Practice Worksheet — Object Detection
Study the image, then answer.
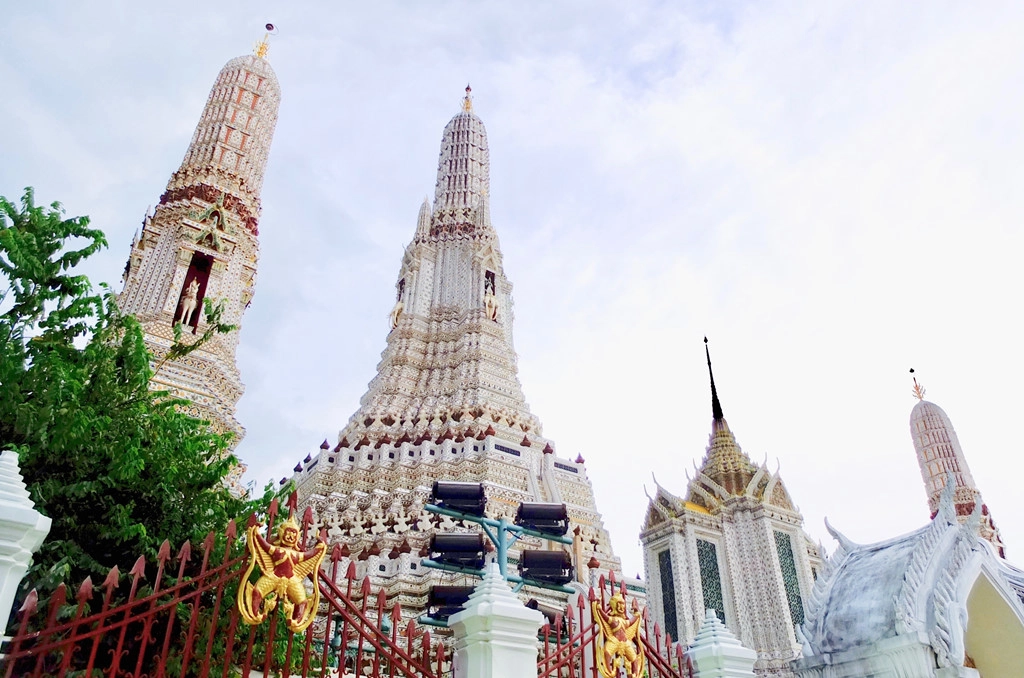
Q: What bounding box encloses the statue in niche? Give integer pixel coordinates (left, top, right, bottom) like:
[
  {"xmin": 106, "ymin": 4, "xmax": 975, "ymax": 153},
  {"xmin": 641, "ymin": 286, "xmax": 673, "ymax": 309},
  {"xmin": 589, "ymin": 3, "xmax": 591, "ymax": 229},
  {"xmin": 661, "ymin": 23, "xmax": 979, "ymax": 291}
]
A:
[
  {"xmin": 483, "ymin": 271, "xmax": 498, "ymax": 321},
  {"xmin": 389, "ymin": 299, "xmax": 404, "ymax": 330},
  {"xmin": 483, "ymin": 287, "xmax": 498, "ymax": 321},
  {"xmin": 390, "ymin": 279, "xmax": 406, "ymax": 329},
  {"xmin": 177, "ymin": 279, "xmax": 200, "ymax": 326}
]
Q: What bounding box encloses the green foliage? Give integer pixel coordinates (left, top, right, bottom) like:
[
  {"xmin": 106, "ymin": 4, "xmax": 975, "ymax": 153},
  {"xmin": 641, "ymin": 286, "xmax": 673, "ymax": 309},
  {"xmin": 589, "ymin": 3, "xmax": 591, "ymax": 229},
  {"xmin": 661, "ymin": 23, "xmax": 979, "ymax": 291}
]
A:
[
  {"xmin": 157, "ymin": 297, "xmax": 238, "ymax": 375},
  {"xmin": 0, "ymin": 188, "xmax": 272, "ymax": 593}
]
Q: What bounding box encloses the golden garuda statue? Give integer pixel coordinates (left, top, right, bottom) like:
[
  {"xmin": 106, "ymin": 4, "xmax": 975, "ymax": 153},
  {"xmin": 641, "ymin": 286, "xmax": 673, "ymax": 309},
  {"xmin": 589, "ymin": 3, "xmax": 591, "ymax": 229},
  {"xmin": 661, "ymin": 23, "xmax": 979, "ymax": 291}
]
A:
[
  {"xmin": 237, "ymin": 515, "xmax": 327, "ymax": 633},
  {"xmin": 592, "ymin": 593, "xmax": 646, "ymax": 678}
]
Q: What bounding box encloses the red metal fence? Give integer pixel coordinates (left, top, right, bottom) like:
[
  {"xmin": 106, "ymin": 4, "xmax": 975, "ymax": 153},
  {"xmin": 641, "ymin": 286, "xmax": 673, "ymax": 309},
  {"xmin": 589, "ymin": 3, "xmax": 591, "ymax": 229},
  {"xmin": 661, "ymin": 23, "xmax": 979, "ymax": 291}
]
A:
[
  {"xmin": 2, "ymin": 498, "xmax": 689, "ymax": 678},
  {"xmin": 1, "ymin": 498, "xmax": 446, "ymax": 678}
]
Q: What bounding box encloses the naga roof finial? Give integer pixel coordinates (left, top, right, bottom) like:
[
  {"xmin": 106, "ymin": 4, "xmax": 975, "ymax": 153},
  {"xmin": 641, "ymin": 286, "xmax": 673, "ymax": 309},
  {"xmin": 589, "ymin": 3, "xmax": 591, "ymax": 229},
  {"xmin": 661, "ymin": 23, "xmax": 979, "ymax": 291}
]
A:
[
  {"xmin": 705, "ymin": 337, "xmax": 724, "ymax": 421},
  {"xmin": 910, "ymin": 367, "xmax": 926, "ymax": 401}
]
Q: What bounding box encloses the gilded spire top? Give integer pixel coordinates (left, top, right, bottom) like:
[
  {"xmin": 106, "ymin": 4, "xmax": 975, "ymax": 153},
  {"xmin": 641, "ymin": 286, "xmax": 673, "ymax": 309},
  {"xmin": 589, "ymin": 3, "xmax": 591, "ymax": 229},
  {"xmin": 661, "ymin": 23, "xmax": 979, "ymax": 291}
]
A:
[
  {"xmin": 910, "ymin": 368, "xmax": 926, "ymax": 401},
  {"xmin": 254, "ymin": 23, "xmax": 276, "ymax": 60},
  {"xmin": 462, "ymin": 84, "xmax": 473, "ymax": 112}
]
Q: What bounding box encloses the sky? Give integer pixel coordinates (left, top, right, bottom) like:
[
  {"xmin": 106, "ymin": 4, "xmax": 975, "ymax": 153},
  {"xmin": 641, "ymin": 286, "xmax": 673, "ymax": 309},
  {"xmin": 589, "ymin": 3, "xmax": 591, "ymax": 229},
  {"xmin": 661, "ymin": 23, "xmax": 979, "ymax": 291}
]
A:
[{"xmin": 4, "ymin": 1, "xmax": 1024, "ymax": 578}]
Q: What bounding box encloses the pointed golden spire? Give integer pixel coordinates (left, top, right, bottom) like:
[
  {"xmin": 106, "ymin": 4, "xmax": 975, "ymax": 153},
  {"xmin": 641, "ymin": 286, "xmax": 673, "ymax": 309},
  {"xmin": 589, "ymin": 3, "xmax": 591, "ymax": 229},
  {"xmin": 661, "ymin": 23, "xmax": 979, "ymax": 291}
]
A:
[
  {"xmin": 254, "ymin": 23, "xmax": 276, "ymax": 60},
  {"xmin": 910, "ymin": 368, "xmax": 926, "ymax": 401},
  {"xmin": 462, "ymin": 84, "xmax": 473, "ymax": 112}
]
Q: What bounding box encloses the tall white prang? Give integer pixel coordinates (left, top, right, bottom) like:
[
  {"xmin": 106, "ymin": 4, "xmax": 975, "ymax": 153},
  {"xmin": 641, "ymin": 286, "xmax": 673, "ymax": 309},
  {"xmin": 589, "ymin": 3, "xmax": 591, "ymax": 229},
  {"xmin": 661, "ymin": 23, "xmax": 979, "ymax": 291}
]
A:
[
  {"xmin": 291, "ymin": 88, "xmax": 623, "ymax": 615},
  {"xmin": 118, "ymin": 41, "xmax": 281, "ymax": 487}
]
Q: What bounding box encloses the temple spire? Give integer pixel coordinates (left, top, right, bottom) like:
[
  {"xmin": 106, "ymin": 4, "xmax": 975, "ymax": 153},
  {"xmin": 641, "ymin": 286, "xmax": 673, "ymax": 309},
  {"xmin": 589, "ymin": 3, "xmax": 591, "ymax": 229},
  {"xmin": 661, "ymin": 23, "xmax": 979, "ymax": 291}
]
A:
[
  {"xmin": 705, "ymin": 337, "xmax": 724, "ymax": 421},
  {"xmin": 909, "ymin": 380, "xmax": 1005, "ymax": 556}
]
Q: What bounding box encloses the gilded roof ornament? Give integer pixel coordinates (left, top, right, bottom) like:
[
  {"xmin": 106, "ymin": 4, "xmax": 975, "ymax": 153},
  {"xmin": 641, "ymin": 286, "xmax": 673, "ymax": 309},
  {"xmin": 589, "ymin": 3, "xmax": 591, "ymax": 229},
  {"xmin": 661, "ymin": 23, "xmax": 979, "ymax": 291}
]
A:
[
  {"xmin": 462, "ymin": 84, "xmax": 473, "ymax": 112},
  {"xmin": 254, "ymin": 23, "xmax": 276, "ymax": 60},
  {"xmin": 910, "ymin": 368, "xmax": 926, "ymax": 401}
]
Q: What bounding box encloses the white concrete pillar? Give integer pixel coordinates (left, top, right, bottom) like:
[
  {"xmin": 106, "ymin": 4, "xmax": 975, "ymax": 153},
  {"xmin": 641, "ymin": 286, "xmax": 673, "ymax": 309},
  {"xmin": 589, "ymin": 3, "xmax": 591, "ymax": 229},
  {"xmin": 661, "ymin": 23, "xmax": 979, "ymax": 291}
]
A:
[
  {"xmin": 0, "ymin": 450, "xmax": 51, "ymax": 632},
  {"xmin": 686, "ymin": 610, "xmax": 757, "ymax": 678},
  {"xmin": 448, "ymin": 562, "xmax": 545, "ymax": 678}
]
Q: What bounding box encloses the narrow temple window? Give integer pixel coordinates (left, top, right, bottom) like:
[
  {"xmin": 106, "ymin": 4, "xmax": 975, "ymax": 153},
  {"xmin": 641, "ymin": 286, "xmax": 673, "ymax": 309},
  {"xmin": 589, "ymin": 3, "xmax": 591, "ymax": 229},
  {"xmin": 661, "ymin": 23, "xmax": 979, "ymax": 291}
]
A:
[
  {"xmin": 696, "ymin": 539, "xmax": 726, "ymax": 624},
  {"xmin": 658, "ymin": 549, "xmax": 678, "ymax": 641},
  {"xmin": 774, "ymin": 530, "xmax": 805, "ymax": 626}
]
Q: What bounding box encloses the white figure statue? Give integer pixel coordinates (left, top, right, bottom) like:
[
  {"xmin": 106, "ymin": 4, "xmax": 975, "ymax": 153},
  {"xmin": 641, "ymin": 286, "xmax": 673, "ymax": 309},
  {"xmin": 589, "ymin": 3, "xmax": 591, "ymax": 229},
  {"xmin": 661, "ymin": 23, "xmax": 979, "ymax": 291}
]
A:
[
  {"xmin": 389, "ymin": 299, "xmax": 404, "ymax": 330},
  {"xmin": 178, "ymin": 279, "xmax": 200, "ymax": 325},
  {"xmin": 483, "ymin": 288, "xmax": 498, "ymax": 321}
]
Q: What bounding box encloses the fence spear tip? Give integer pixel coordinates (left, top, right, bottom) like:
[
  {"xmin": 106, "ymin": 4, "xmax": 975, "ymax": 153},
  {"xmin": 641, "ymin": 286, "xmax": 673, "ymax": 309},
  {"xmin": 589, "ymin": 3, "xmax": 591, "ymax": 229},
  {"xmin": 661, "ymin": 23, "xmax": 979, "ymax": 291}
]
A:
[
  {"xmin": 102, "ymin": 566, "xmax": 120, "ymax": 592},
  {"xmin": 246, "ymin": 513, "xmax": 259, "ymax": 529},
  {"xmin": 158, "ymin": 539, "xmax": 171, "ymax": 562},
  {"xmin": 130, "ymin": 555, "xmax": 147, "ymax": 579},
  {"xmin": 45, "ymin": 584, "xmax": 67, "ymax": 621},
  {"xmin": 76, "ymin": 576, "xmax": 94, "ymax": 603},
  {"xmin": 20, "ymin": 588, "xmax": 38, "ymax": 614},
  {"xmin": 177, "ymin": 539, "xmax": 192, "ymax": 563},
  {"xmin": 227, "ymin": 518, "xmax": 237, "ymax": 539},
  {"xmin": 203, "ymin": 531, "xmax": 216, "ymax": 552}
]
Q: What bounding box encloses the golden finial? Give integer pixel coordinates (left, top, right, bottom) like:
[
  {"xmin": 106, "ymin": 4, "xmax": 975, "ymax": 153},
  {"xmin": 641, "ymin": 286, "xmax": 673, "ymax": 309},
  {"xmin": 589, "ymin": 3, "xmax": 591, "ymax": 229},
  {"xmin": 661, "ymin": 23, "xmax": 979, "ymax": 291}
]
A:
[
  {"xmin": 462, "ymin": 84, "xmax": 473, "ymax": 112},
  {"xmin": 910, "ymin": 368, "xmax": 926, "ymax": 401},
  {"xmin": 254, "ymin": 23, "xmax": 276, "ymax": 60}
]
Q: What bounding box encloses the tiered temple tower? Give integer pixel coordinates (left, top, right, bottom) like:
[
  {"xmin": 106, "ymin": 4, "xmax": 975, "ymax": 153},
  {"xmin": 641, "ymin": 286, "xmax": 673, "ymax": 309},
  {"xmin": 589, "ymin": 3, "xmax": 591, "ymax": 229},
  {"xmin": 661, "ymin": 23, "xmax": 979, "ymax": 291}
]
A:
[
  {"xmin": 118, "ymin": 40, "xmax": 280, "ymax": 466},
  {"xmin": 909, "ymin": 373, "xmax": 1004, "ymax": 557},
  {"xmin": 640, "ymin": 341, "xmax": 822, "ymax": 678},
  {"xmin": 292, "ymin": 88, "xmax": 621, "ymax": 612}
]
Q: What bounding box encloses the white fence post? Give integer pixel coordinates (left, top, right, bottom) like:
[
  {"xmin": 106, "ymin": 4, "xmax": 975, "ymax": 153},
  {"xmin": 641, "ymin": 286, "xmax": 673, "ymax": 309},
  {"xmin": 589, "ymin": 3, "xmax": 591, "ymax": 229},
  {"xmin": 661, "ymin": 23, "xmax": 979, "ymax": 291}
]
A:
[
  {"xmin": 685, "ymin": 610, "xmax": 756, "ymax": 678},
  {"xmin": 0, "ymin": 450, "xmax": 51, "ymax": 634},
  {"xmin": 448, "ymin": 562, "xmax": 545, "ymax": 678}
]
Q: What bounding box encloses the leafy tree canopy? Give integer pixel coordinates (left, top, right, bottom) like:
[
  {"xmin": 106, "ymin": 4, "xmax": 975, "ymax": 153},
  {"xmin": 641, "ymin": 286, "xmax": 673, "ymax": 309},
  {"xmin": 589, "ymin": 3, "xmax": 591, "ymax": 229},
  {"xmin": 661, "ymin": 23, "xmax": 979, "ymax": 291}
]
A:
[{"xmin": 0, "ymin": 188, "xmax": 272, "ymax": 593}]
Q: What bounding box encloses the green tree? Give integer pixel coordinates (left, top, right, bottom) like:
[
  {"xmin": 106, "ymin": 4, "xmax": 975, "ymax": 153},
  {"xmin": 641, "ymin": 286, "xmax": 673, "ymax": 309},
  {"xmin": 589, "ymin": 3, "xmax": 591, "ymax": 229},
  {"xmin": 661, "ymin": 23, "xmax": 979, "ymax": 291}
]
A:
[{"xmin": 0, "ymin": 187, "xmax": 270, "ymax": 593}]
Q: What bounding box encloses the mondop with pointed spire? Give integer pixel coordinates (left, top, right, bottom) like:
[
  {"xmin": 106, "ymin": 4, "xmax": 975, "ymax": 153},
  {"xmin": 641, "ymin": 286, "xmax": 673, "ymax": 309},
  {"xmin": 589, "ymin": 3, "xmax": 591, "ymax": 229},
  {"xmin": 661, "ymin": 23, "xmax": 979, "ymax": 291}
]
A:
[
  {"xmin": 291, "ymin": 91, "xmax": 620, "ymax": 614},
  {"xmin": 640, "ymin": 340, "xmax": 823, "ymax": 678},
  {"xmin": 118, "ymin": 42, "xmax": 281, "ymax": 468}
]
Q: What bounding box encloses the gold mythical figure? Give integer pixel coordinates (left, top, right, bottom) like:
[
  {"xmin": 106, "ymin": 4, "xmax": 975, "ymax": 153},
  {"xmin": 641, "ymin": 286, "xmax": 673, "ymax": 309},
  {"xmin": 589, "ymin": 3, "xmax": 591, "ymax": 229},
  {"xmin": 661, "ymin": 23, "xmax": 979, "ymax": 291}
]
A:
[
  {"xmin": 237, "ymin": 516, "xmax": 327, "ymax": 633},
  {"xmin": 593, "ymin": 593, "xmax": 646, "ymax": 678}
]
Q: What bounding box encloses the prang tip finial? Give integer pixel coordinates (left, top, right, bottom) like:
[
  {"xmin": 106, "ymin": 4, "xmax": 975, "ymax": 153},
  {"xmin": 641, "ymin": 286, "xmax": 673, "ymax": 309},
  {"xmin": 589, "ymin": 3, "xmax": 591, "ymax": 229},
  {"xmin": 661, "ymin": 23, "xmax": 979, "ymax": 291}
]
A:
[
  {"xmin": 462, "ymin": 84, "xmax": 473, "ymax": 112},
  {"xmin": 705, "ymin": 337, "xmax": 724, "ymax": 421},
  {"xmin": 910, "ymin": 368, "xmax": 926, "ymax": 401},
  {"xmin": 255, "ymin": 23, "xmax": 276, "ymax": 60}
]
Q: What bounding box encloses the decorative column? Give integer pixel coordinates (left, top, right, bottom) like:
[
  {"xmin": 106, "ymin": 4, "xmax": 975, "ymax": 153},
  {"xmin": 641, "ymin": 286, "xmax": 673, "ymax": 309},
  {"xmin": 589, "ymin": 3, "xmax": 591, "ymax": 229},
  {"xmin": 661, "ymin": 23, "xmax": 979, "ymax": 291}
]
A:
[
  {"xmin": 686, "ymin": 610, "xmax": 757, "ymax": 678},
  {"xmin": 0, "ymin": 450, "xmax": 51, "ymax": 633},
  {"xmin": 448, "ymin": 562, "xmax": 545, "ymax": 678}
]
